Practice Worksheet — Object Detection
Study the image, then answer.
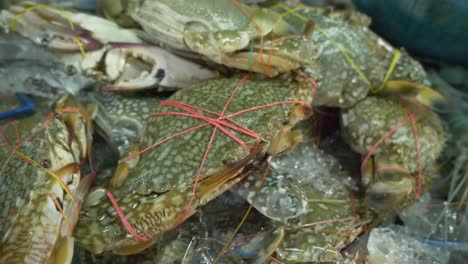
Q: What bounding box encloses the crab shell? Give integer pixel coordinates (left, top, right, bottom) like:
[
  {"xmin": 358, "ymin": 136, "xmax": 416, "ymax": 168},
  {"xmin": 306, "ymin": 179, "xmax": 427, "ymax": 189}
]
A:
[
  {"xmin": 120, "ymin": 0, "xmax": 304, "ymax": 76},
  {"xmin": 270, "ymin": 4, "xmax": 436, "ymax": 108},
  {"xmin": 341, "ymin": 96, "xmax": 447, "ymax": 198},
  {"xmin": 1, "ymin": 3, "xmax": 216, "ymax": 91},
  {"xmin": 233, "ymin": 143, "xmax": 368, "ymax": 262},
  {"xmin": 81, "ymin": 89, "xmax": 169, "ymax": 156},
  {"xmin": 74, "ymin": 76, "xmax": 313, "ymax": 255},
  {"xmin": 0, "ymin": 95, "xmax": 93, "ymax": 263}
]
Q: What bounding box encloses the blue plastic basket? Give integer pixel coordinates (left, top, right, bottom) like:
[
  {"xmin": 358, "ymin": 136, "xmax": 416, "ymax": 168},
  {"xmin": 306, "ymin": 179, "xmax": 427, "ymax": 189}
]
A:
[{"xmin": 353, "ymin": 0, "xmax": 468, "ymax": 64}]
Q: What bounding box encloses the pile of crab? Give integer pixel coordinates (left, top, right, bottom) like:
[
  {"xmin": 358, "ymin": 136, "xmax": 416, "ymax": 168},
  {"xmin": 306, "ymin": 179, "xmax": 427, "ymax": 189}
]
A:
[{"xmin": 0, "ymin": 1, "xmax": 451, "ymax": 263}]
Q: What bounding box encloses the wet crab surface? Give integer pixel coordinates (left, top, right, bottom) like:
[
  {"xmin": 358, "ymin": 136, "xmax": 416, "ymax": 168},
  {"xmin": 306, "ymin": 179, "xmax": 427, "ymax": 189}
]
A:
[
  {"xmin": 0, "ymin": 1, "xmax": 456, "ymax": 263},
  {"xmin": 74, "ymin": 76, "xmax": 313, "ymax": 255},
  {"xmin": 0, "ymin": 95, "xmax": 93, "ymax": 263}
]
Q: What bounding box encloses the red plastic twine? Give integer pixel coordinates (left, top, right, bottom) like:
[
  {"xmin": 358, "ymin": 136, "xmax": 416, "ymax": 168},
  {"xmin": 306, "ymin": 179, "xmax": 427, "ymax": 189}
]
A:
[
  {"xmin": 401, "ymin": 100, "xmax": 424, "ymax": 198},
  {"xmin": 106, "ymin": 191, "xmax": 149, "ymax": 242},
  {"xmin": 0, "ymin": 107, "xmax": 92, "ymax": 229},
  {"xmin": 360, "ymin": 98, "xmax": 426, "ymax": 199},
  {"xmin": 110, "ymin": 74, "xmax": 315, "ymax": 241}
]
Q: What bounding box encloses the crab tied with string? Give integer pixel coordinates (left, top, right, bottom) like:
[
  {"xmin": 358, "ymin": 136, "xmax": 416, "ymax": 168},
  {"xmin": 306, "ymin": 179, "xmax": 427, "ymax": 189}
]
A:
[
  {"xmin": 74, "ymin": 73, "xmax": 316, "ymax": 255},
  {"xmin": 0, "ymin": 94, "xmax": 95, "ymax": 263}
]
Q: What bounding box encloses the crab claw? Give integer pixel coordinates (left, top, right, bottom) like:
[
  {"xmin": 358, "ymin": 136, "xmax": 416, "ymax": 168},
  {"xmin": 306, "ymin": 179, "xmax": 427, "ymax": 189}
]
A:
[
  {"xmin": 235, "ymin": 228, "xmax": 285, "ymax": 262},
  {"xmin": 379, "ymin": 80, "xmax": 450, "ymax": 113},
  {"xmin": 362, "ymin": 155, "xmax": 413, "ymax": 195},
  {"xmin": 1, "ymin": 3, "xmax": 102, "ymax": 52},
  {"xmin": 83, "ymin": 43, "xmax": 216, "ymax": 91}
]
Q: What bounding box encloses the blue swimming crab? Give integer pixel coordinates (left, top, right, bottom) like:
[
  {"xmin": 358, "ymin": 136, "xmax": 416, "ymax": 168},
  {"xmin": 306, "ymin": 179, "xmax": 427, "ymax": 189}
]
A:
[
  {"xmin": 74, "ymin": 76, "xmax": 314, "ymax": 255},
  {"xmin": 232, "ymin": 142, "xmax": 369, "ymax": 262},
  {"xmin": 102, "ymin": 0, "xmax": 445, "ymax": 108},
  {"xmin": 0, "ymin": 95, "xmax": 93, "ymax": 263},
  {"xmin": 0, "ymin": 2, "xmax": 216, "ymax": 91},
  {"xmin": 0, "ymin": 33, "xmax": 96, "ymax": 98},
  {"xmin": 101, "ymin": 0, "xmax": 320, "ymax": 77},
  {"xmin": 341, "ymin": 96, "xmax": 447, "ymax": 207},
  {"xmin": 271, "ymin": 3, "xmax": 440, "ymax": 107}
]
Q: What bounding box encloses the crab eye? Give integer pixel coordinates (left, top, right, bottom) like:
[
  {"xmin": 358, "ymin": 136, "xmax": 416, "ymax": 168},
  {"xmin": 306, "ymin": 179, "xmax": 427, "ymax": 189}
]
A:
[
  {"xmin": 39, "ymin": 34, "xmax": 50, "ymax": 45},
  {"xmin": 65, "ymin": 65, "xmax": 77, "ymax": 76},
  {"xmin": 154, "ymin": 69, "xmax": 165, "ymax": 81},
  {"xmin": 40, "ymin": 159, "xmax": 51, "ymax": 169}
]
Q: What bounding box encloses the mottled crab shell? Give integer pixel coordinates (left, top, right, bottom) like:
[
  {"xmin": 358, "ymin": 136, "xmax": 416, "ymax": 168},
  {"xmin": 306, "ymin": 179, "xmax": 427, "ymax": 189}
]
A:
[
  {"xmin": 0, "ymin": 96, "xmax": 91, "ymax": 263},
  {"xmin": 125, "ymin": 0, "xmax": 252, "ymax": 50},
  {"xmin": 275, "ymin": 5, "xmax": 432, "ymax": 107},
  {"xmin": 75, "ymin": 77, "xmax": 313, "ymax": 254},
  {"xmin": 120, "ymin": 78, "xmax": 312, "ymax": 194},
  {"xmin": 234, "ymin": 143, "xmax": 367, "ymax": 262},
  {"xmin": 341, "ymin": 96, "xmax": 446, "ymax": 175},
  {"xmin": 88, "ymin": 90, "xmax": 166, "ymax": 155},
  {"xmin": 123, "ymin": 0, "xmax": 300, "ymax": 76}
]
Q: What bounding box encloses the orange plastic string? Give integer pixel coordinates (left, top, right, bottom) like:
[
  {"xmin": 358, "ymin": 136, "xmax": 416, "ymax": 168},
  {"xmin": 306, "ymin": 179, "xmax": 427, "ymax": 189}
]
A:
[
  {"xmin": 0, "ymin": 107, "xmax": 90, "ymax": 224},
  {"xmin": 14, "ymin": 150, "xmax": 80, "ymax": 223},
  {"xmin": 10, "ymin": 3, "xmax": 87, "ymax": 57}
]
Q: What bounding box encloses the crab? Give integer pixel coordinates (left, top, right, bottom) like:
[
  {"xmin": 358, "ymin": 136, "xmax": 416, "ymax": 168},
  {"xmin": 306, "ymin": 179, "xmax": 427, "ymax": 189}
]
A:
[
  {"xmin": 71, "ymin": 192, "xmax": 277, "ymax": 263},
  {"xmin": 266, "ymin": 3, "xmax": 448, "ymax": 108},
  {"xmin": 105, "ymin": 0, "xmax": 447, "ymax": 109},
  {"xmin": 232, "ymin": 142, "xmax": 369, "ymax": 262},
  {"xmin": 0, "ymin": 2, "xmax": 216, "ymax": 91},
  {"xmin": 73, "ymin": 76, "xmax": 313, "ymax": 255},
  {"xmin": 100, "ymin": 0, "xmax": 322, "ymax": 77},
  {"xmin": 340, "ymin": 96, "xmax": 447, "ymax": 208},
  {"xmin": 0, "ymin": 33, "xmax": 96, "ymax": 98},
  {"xmin": 0, "ymin": 95, "xmax": 94, "ymax": 263}
]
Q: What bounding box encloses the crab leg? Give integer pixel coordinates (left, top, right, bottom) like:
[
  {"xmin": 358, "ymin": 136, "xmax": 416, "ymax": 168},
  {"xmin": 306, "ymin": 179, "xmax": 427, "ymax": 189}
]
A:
[{"xmin": 1, "ymin": 4, "xmax": 102, "ymax": 52}]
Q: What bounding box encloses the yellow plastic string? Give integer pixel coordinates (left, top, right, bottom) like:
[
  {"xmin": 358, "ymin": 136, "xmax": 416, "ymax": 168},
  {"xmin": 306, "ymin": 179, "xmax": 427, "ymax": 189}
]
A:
[
  {"xmin": 373, "ymin": 49, "xmax": 401, "ymax": 93},
  {"xmin": 278, "ymin": 5, "xmax": 303, "ymax": 20},
  {"xmin": 273, "ymin": 3, "xmax": 401, "ymax": 92},
  {"xmin": 10, "ymin": 3, "xmax": 87, "ymax": 57},
  {"xmin": 0, "ymin": 107, "xmax": 88, "ymax": 226},
  {"xmin": 14, "ymin": 150, "xmax": 80, "ymax": 223}
]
